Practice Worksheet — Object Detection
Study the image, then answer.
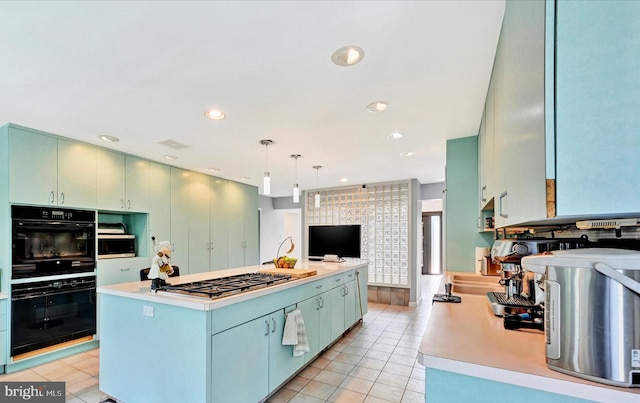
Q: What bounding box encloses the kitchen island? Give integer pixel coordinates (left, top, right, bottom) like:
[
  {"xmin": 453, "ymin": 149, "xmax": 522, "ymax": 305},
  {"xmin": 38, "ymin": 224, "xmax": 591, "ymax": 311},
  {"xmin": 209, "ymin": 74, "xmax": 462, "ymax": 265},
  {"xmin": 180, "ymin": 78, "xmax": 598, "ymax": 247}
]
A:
[
  {"xmin": 98, "ymin": 260, "xmax": 368, "ymax": 403},
  {"xmin": 418, "ymin": 282, "xmax": 640, "ymax": 403}
]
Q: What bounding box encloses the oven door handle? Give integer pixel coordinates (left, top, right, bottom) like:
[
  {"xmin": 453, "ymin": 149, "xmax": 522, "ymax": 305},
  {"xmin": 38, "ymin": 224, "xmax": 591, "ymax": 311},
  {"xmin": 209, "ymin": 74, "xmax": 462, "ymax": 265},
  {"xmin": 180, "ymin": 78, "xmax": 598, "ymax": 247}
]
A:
[
  {"xmin": 15, "ymin": 220, "xmax": 95, "ymax": 228},
  {"xmin": 12, "ymin": 286, "xmax": 96, "ymax": 301}
]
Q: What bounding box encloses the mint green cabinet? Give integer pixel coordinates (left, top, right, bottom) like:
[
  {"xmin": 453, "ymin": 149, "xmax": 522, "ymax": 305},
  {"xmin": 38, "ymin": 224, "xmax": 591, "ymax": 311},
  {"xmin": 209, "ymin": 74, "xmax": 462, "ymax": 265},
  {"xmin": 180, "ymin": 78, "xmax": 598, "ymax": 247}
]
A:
[
  {"xmin": 211, "ymin": 307, "xmax": 303, "ymax": 401},
  {"xmin": 211, "ymin": 313, "xmax": 270, "ymax": 402},
  {"xmin": 210, "ymin": 178, "xmax": 229, "ymax": 270},
  {"xmin": 268, "ymin": 308, "xmax": 305, "ymax": 391},
  {"xmin": 329, "ymin": 278, "xmax": 347, "ymax": 341},
  {"xmin": 8, "ymin": 127, "xmax": 97, "ymax": 208},
  {"xmin": 8, "ymin": 127, "xmax": 58, "ymax": 205},
  {"xmin": 97, "ymin": 257, "xmax": 150, "ymax": 287},
  {"xmin": 492, "ymin": 0, "xmax": 547, "ymax": 228},
  {"xmin": 188, "ymin": 172, "xmax": 212, "ymax": 273},
  {"xmin": 97, "ymin": 151, "xmax": 150, "ymax": 212},
  {"xmin": 96, "ymin": 149, "xmax": 125, "ymax": 210},
  {"xmin": 297, "ymin": 295, "xmax": 322, "ymax": 359},
  {"xmin": 227, "ymin": 181, "xmax": 259, "ymax": 268},
  {"xmin": 0, "ymin": 300, "xmax": 7, "ymax": 366},
  {"xmin": 554, "ymin": 1, "xmax": 640, "ymax": 216},
  {"xmin": 170, "ymin": 167, "xmax": 190, "ymax": 272},
  {"xmin": 148, "ymin": 162, "xmax": 171, "ymax": 250},
  {"xmin": 343, "ymin": 278, "xmax": 358, "ymax": 328}
]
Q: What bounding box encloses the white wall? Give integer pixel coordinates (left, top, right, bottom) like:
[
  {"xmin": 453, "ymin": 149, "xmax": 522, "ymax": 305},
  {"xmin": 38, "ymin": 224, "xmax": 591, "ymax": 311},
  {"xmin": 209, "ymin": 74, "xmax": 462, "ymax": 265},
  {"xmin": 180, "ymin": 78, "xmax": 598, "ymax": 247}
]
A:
[{"xmin": 259, "ymin": 196, "xmax": 302, "ymax": 264}]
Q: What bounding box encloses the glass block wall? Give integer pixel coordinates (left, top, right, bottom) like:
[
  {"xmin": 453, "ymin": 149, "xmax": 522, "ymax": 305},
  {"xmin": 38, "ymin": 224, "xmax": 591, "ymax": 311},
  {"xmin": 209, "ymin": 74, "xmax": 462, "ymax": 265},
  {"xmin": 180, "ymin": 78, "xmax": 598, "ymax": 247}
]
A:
[{"xmin": 305, "ymin": 181, "xmax": 411, "ymax": 286}]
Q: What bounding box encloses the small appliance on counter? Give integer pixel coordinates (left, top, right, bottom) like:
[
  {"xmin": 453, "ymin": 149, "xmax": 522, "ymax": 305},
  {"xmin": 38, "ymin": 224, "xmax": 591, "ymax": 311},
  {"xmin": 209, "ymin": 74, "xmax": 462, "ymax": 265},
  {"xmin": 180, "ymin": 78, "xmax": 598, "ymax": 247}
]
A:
[
  {"xmin": 97, "ymin": 222, "xmax": 136, "ymax": 259},
  {"xmin": 522, "ymin": 248, "xmax": 640, "ymax": 388}
]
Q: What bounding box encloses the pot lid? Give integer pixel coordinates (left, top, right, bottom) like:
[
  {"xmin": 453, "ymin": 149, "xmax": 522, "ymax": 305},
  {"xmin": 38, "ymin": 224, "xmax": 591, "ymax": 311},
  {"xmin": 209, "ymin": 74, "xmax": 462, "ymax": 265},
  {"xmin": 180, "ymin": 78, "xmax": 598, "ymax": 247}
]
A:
[{"xmin": 521, "ymin": 248, "xmax": 640, "ymax": 274}]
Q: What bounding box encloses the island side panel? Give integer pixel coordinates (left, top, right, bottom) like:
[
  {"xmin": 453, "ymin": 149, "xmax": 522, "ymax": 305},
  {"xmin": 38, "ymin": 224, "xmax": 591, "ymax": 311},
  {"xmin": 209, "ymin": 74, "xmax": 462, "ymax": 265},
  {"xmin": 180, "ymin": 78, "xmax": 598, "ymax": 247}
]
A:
[{"xmin": 99, "ymin": 294, "xmax": 212, "ymax": 402}]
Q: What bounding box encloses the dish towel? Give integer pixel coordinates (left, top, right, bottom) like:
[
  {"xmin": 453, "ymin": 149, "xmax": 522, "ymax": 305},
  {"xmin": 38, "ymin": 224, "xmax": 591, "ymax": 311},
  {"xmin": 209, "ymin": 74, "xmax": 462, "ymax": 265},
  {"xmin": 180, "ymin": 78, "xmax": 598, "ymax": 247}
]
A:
[{"xmin": 282, "ymin": 309, "xmax": 310, "ymax": 357}]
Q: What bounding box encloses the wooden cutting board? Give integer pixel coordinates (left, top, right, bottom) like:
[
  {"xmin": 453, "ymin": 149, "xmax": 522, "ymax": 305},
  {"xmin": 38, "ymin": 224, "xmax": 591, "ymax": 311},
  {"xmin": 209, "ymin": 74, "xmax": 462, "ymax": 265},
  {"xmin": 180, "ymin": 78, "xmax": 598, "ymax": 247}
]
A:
[{"xmin": 258, "ymin": 268, "xmax": 317, "ymax": 278}]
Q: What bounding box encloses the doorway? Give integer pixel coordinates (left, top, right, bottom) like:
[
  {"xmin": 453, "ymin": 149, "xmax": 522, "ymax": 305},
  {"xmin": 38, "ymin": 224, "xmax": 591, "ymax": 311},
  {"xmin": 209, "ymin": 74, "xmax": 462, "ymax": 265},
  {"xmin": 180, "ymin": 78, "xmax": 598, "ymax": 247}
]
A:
[{"xmin": 422, "ymin": 212, "xmax": 442, "ymax": 275}]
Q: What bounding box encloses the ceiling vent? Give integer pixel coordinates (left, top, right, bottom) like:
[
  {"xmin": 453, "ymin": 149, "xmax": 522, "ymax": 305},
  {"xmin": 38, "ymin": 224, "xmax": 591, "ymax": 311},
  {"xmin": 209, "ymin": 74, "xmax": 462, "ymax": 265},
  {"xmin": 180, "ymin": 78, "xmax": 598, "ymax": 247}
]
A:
[{"xmin": 156, "ymin": 139, "xmax": 190, "ymax": 150}]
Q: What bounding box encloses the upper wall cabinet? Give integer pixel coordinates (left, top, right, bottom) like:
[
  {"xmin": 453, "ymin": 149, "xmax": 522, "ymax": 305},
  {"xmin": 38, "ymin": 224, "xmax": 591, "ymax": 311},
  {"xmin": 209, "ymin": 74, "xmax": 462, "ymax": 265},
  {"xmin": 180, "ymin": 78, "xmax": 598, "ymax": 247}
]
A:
[
  {"xmin": 8, "ymin": 126, "xmax": 97, "ymax": 208},
  {"xmin": 492, "ymin": 0, "xmax": 547, "ymax": 228},
  {"xmin": 97, "ymin": 149, "xmax": 150, "ymax": 212},
  {"xmin": 554, "ymin": 0, "xmax": 640, "ymax": 216},
  {"xmin": 479, "ymin": 0, "xmax": 640, "ymax": 227}
]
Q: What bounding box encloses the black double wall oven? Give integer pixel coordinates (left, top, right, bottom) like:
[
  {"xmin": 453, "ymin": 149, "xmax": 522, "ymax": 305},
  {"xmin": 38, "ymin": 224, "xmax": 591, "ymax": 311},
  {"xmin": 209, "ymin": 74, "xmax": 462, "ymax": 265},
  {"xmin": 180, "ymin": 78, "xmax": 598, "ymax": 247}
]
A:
[{"xmin": 11, "ymin": 205, "xmax": 97, "ymax": 357}]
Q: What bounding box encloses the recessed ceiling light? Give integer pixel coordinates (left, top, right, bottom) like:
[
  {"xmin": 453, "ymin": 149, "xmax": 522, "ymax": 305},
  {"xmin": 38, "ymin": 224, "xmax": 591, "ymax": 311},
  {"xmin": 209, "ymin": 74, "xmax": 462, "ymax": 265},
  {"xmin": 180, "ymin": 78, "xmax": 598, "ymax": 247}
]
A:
[
  {"xmin": 331, "ymin": 46, "xmax": 364, "ymax": 66},
  {"xmin": 208, "ymin": 168, "xmax": 220, "ymax": 173},
  {"xmin": 204, "ymin": 110, "xmax": 226, "ymax": 120},
  {"xmin": 98, "ymin": 135, "xmax": 119, "ymax": 143},
  {"xmin": 400, "ymin": 152, "xmax": 415, "ymax": 157},
  {"xmin": 367, "ymin": 101, "xmax": 389, "ymax": 113},
  {"xmin": 163, "ymin": 155, "xmax": 178, "ymax": 160},
  {"xmin": 387, "ymin": 132, "xmax": 404, "ymax": 140},
  {"xmin": 339, "ymin": 177, "xmax": 349, "ymax": 183}
]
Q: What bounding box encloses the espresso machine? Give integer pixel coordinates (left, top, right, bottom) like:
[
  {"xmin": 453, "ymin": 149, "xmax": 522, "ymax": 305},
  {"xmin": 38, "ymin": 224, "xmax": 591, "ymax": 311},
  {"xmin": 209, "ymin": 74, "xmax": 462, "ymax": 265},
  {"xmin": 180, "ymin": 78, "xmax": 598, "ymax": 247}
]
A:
[{"xmin": 486, "ymin": 239, "xmax": 570, "ymax": 330}]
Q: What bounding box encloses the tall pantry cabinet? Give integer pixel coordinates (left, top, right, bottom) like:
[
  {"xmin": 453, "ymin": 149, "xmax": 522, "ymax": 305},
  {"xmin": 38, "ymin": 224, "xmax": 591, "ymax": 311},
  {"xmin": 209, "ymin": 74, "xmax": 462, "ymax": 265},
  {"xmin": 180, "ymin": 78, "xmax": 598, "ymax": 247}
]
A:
[
  {"xmin": 478, "ymin": 0, "xmax": 640, "ymax": 228},
  {"xmin": 227, "ymin": 180, "xmax": 259, "ymax": 268}
]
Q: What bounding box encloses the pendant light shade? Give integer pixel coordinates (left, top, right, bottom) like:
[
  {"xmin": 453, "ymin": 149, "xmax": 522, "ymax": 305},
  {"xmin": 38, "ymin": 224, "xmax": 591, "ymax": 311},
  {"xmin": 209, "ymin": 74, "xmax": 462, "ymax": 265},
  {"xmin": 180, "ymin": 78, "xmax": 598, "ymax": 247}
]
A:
[
  {"xmin": 313, "ymin": 165, "xmax": 322, "ymax": 209},
  {"xmin": 293, "ymin": 184, "xmax": 300, "ymax": 203},
  {"xmin": 263, "ymin": 172, "xmax": 271, "ymax": 195},
  {"xmin": 291, "ymin": 154, "xmax": 301, "ymax": 203},
  {"xmin": 260, "ymin": 140, "xmax": 274, "ymax": 196}
]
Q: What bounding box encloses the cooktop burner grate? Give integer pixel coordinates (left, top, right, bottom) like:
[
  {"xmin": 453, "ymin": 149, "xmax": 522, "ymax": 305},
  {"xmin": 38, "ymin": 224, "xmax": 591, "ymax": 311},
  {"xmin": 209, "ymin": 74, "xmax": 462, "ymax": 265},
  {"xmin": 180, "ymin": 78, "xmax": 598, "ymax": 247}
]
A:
[{"xmin": 158, "ymin": 273, "xmax": 293, "ymax": 299}]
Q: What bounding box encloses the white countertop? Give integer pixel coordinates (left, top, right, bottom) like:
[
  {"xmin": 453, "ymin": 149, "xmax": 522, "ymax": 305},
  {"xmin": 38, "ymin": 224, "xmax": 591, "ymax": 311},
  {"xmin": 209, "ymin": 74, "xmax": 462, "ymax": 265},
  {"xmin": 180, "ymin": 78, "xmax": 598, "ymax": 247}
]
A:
[
  {"xmin": 418, "ymin": 277, "xmax": 640, "ymax": 402},
  {"xmin": 97, "ymin": 259, "xmax": 368, "ymax": 311}
]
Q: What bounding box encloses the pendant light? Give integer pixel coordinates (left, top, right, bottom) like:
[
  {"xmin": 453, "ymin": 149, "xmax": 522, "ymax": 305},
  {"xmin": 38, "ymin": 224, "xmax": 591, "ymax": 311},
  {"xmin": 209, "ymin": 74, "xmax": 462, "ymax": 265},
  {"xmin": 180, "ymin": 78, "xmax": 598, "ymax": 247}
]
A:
[
  {"xmin": 291, "ymin": 154, "xmax": 302, "ymax": 203},
  {"xmin": 260, "ymin": 139, "xmax": 274, "ymax": 195},
  {"xmin": 313, "ymin": 165, "xmax": 322, "ymax": 208}
]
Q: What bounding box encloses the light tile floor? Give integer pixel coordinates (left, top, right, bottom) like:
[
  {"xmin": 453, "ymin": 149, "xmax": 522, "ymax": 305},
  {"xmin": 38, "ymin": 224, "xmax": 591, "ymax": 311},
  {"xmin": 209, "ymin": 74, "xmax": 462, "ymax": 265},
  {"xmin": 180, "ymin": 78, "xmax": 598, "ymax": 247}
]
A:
[{"xmin": 0, "ymin": 275, "xmax": 442, "ymax": 403}]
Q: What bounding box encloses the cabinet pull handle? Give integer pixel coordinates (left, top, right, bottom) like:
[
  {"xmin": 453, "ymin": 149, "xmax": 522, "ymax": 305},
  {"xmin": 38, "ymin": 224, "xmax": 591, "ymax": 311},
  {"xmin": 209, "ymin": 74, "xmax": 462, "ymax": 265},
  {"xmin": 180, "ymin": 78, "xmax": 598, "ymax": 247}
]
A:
[
  {"xmin": 120, "ymin": 268, "xmax": 130, "ymax": 271},
  {"xmin": 320, "ymin": 296, "xmax": 324, "ymax": 308},
  {"xmin": 316, "ymin": 285, "xmax": 323, "ymax": 289},
  {"xmin": 265, "ymin": 319, "xmax": 270, "ymax": 336},
  {"xmin": 127, "ymin": 200, "xmax": 131, "ymax": 210},
  {"xmin": 59, "ymin": 192, "xmax": 65, "ymax": 205},
  {"xmin": 316, "ymin": 298, "xmax": 321, "ymax": 310},
  {"xmin": 345, "ymin": 286, "xmax": 349, "ymax": 296},
  {"xmin": 271, "ymin": 318, "xmax": 276, "ymax": 333},
  {"xmin": 481, "ymin": 185, "xmax": 487, "ymax": 202},
  {"xmin": 498, "ymin": 191, "xmax": 508, "ymax": 218},
  {"xmin": 49, "ymin": 191, "xmax": 55, "ymax": 205},
  {"xmin": 120, "ymin": 199, "xmax": 124, "ymax": 209},
  {"xmin": 348, "ymin": 274, "xmax": 354, "ymax": 278},
  {"xmin": 335, "ymin": 278, "xmax": 342, "ymax": 282}
]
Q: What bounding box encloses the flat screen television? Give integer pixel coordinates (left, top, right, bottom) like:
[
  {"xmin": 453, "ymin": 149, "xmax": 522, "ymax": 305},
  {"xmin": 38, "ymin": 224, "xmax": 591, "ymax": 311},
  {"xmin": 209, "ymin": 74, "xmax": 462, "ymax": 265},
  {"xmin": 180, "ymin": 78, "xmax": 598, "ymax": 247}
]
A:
[{"xmin": 308, "ymin": 225, "xmax": 361, "ymax": 259}]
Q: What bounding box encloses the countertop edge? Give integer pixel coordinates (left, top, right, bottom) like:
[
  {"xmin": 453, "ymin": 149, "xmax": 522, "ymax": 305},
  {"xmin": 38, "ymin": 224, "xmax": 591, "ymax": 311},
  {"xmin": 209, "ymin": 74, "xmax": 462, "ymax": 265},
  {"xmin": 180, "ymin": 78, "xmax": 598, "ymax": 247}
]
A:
[
  {"xmin": 419, "ymin": 354, "xmax": 640, "ymax": 403},
  {"xmin": 0, "ymin": 293, "xmax": 8, "ymax": 300}
]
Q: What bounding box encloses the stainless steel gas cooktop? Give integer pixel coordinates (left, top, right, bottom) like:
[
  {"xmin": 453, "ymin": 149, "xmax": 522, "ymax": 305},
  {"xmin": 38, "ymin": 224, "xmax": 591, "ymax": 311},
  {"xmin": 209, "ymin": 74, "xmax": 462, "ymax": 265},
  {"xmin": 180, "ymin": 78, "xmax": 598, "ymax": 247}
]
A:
[{"xmin": 157, "ymin": 273, "xmax": 293, "ymax": 300}]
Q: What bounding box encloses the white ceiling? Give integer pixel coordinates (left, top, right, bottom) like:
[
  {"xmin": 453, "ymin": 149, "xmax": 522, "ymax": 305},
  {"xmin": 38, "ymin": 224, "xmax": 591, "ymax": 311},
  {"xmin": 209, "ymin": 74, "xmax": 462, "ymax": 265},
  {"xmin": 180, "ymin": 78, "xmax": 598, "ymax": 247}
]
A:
[{"xmin": 0, "ymin": 1, "xmax": 504, "ymax": 197}]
